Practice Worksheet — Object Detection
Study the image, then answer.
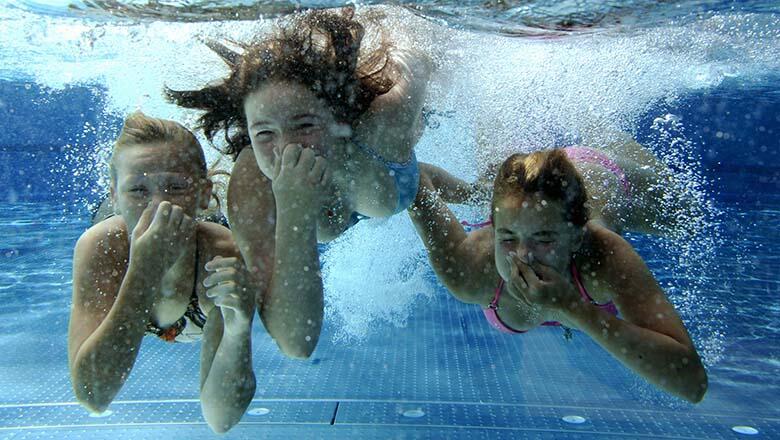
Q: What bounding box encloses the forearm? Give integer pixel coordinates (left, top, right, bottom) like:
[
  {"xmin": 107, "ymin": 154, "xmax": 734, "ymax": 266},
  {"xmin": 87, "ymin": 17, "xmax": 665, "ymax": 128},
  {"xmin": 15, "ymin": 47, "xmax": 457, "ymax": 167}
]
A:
[
  {"xmin": 263, "ymin": 209, "xmax": 323, "ymax": 358},
  {"xmin": 418, "ymin": 162, "xmax": 476, "ymax": 204},
  {"xmin": 71, "ymin": 263, "xmax": 161, "ymax": 412},
  {"xmin": 566, "ymin": 304, "xmax": 707, "ymax": 402},
  {"xmin": 408, "ymin": 177, "xmax": 468, "ymax": 280},
  {"xmin": 200, "ymin": 324, "xmax": 256, "ymax": 434}
]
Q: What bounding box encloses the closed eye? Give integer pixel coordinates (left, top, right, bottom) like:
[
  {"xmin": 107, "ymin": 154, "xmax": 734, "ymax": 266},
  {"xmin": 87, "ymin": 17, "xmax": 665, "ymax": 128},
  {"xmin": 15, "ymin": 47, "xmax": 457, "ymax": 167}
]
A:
[
  {"xmin": 128, "ymin": 187, "xmax": 147, "ymax": 196},
  {"xmin": 296, "ymin": 123, "xmax": 320, "ymax": 133},
  {"xmin": 254, "ymin": 130, "xmax": 275, "ymax": 140}
]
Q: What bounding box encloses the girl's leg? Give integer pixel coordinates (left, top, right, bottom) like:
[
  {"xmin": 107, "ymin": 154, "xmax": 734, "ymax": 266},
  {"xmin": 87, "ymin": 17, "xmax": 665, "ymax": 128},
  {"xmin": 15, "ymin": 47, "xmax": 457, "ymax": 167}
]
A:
[{"xmin": 604, "ymin": 138, "xmax": 695, "ymax": 235}]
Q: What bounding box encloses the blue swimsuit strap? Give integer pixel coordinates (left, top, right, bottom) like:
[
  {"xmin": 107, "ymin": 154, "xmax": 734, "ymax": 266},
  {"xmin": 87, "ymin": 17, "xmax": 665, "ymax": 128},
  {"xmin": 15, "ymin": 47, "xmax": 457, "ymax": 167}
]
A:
[{"xmin": 352, "ymin": 139, "xmax": 416, "ymax": 168}]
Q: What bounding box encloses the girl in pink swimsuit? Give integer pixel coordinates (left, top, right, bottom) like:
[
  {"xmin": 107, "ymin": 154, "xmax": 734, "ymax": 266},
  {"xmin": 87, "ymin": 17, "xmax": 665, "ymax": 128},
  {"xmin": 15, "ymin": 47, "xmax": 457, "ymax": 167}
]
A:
[{"xmin": 409, "ymin": 148, "xmax": 708, "ymax": 403}]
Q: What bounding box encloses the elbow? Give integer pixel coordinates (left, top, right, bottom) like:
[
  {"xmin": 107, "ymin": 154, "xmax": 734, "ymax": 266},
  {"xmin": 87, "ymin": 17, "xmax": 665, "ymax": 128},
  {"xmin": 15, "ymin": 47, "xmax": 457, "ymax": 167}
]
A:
[
  {"xmin": 202, "ymin": 380, "xmax": 256, "ymax": 434},
  {"xmin": 71, "ymin": 370, "xmax": 115, "ymax": 415},
  {"xmin": 204, "ymin": 412, "xmax": 240, "ymax": 435},
  {"xmin": 276, "ymin": 338, "xmax": 317, "ymax": 360},
  {"xmin": 204, "ymin": 411, "xmax": 241, "ymax": 435},
  {"xmin": 686, "ymin": 368, "xmax": 709, "ymax": 404},
  {"xmin": 263, "ymin": 316, "xmax": 321, "ymax": 360},
  {"xmin": 672, "ymin": 358, "xmax": 708, "ymax": 404},
  {"xmin": 73, "ymin": 383, "xmax": 113, "ymax": 415}
]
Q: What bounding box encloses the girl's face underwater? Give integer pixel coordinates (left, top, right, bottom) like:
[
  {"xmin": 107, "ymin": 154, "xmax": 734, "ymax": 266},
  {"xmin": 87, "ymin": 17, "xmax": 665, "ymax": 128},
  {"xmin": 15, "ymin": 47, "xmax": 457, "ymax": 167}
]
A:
[
  {"xmin": 111, "ymin": 142, "xmax": 211, "ymax": 233},
  {"xmin": 243, "ymin": 80, "xmax": 351, "ymax": 179},
  {"xmin": 493, "ymin": 192, "xmax": 584, "ymax": 283}
]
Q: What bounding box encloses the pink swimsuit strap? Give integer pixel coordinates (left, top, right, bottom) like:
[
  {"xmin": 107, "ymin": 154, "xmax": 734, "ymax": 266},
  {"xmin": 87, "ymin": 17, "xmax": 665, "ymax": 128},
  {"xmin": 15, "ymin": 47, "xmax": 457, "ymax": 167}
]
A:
[
  {"xmin": 483, "ymin": 263, "xmax": 618, "ymax": 334},
  {"xmin": 563, "ymin": 146, "xmax": 631, "ymax": 197},
  {"xmin": 461, "ymin": 219, "xmax": 493, "ymax": 228}
]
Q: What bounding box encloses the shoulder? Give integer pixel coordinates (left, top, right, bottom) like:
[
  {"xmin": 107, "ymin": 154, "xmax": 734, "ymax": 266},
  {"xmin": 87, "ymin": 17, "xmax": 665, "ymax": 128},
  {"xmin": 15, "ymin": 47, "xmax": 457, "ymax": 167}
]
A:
[
  {"xmin": 197, "ymin": 221, "xmax": 240, "ymax": 260},
  {"xmin": 72, "ymin": 216, "xmax": 128, "ymax": 304},
  {"xmin": 454, "ymin": 227, "xmax": 498, "ymax": 304},
  {"xmin": 581, "ymin": 221, "xmax": 657, "ymax": 297},
  {"xmin": 74, "ymin": 216, "xmax": 128, "ymax": 266}
]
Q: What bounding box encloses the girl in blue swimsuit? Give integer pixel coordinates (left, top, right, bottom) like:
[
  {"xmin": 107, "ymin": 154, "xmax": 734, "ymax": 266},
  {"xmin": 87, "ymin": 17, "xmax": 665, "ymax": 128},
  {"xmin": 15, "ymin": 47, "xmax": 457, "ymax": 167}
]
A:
[
  {"xmin": 167, "ymin": 8, "xmax": 437, "ymax": 358},
  {"xmin": 409, "ymin": 147, "xmax": 708, "ymax": 403}
]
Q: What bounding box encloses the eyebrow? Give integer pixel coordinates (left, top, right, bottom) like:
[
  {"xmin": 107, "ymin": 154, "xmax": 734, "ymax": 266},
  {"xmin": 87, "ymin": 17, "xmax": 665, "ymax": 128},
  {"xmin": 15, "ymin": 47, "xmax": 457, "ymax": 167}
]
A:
[
  {"xmin": 250, "ymin": 114, "xmax": 319, "ymax": 129},
  {"xmin": 291, "ymin": 113, "xmax": 320, "ymax": 122},
  {"xmin": 250, "ymin": 121, "xmax": 271, "ymax": 130}
]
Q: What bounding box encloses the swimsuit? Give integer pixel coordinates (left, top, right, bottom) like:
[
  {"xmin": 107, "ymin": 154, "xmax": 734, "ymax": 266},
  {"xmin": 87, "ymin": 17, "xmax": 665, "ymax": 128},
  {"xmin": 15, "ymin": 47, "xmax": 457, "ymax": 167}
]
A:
[
  {"xmin": 348, "ymin": 140, "xmax": 420, "ymax": 225},
  {"xmin": 145, "ymin": 244, "xmax": 208, "ymax": 343},
  {"xmin": 483, "ymin": 262, "xmax": 618, "ymax": 335},
  {"xmin": 563, "ymin": 146, "xmax": 632, "ymax": 198}
]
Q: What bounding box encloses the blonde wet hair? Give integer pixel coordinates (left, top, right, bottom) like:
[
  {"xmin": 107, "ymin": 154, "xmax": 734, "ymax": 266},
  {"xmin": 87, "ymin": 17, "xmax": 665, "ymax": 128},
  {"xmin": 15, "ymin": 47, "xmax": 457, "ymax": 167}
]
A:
[
  {"xmin": 109, "ymin": 111, "xmax": 207, "ymax": 184},
  {"xmin": 491, "ymin": 149, "xmax": 590, "ymax": 227}
]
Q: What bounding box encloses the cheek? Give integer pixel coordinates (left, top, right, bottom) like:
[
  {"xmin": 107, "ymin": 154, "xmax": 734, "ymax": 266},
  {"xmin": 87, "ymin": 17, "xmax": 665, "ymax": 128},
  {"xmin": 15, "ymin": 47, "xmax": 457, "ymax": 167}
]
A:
[
  {"xmin": 494, "ymin": 245, "xmax": 511, "ymax": 279},
  {"xmin": 251, "ymin": 145, "xmax": 275, "ymax": 176},
  {"xmin": 533, "ymin": 243, "xmax": 568, "ymax": 265}
]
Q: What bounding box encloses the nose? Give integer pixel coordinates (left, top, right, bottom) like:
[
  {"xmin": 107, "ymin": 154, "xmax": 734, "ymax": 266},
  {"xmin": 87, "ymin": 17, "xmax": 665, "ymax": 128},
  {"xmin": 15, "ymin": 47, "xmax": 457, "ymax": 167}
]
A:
[
  {"xmin": 148, "ymin": 191, "xmax": 173, "ymax": 209},
  {"xmin": 512, "ymin": 243, "xmax": 533, "ymax": 264}
]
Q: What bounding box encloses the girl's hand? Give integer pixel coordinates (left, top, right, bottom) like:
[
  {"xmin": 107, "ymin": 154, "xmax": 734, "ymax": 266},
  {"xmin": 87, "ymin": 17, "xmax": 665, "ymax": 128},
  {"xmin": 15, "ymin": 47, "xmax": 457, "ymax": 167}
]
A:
[
  {"xmin": 271, "ymin": 143, "xmax": 331, "ymax": 212},
  {"xmin": 203, "ymin": 256, "xmax": 255, "ymax": 335},
  {"xmin": 130, "ymin": 201, "xmax": 196, "ymax": 272},
  {"xmin": 505, "ymin": 254, "xmax": 582, "ymax": 312}
]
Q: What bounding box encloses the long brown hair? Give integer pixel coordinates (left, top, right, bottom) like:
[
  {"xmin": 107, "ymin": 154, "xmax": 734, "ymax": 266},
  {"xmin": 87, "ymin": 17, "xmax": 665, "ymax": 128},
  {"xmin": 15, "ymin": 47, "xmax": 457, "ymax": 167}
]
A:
[
  {"xmin": 167, "ymin": 8, "xmax": 397, "ymax": 161},
  {"xmin": 491, "ymin": 149, "xmax": 590, "ymax": 227}
]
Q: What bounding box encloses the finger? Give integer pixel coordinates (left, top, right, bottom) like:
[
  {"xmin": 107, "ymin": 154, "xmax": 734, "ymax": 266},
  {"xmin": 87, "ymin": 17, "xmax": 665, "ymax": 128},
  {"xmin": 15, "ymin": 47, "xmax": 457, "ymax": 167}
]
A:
[
  {"xmin": 506, "ymin": 255, "xmax": 528, "ymax": 289},
  {"xmin": 213, "ymin": 292, "xmax": 242, "ymax": 311},
  {"xmin": 273, "ymin": 147, "xmax": 282, "ymax": 179},
  {"xmin": 309, "ymin": 156, "xmax": 327, "ymax": 185},
  {"xmin": 281, "ymin": 143, "xmax": 303, "ymax": 168},
  {"xmin": 516, "ymin": 261, "xmax": 540, "ymax": 287},
  {"xmin": 203, "ymin": 268, "xmax": 241, "ymax": 288},
  {"xmin": 320, "ymin": 166, "xmax": 332, "ymax": 187},
  {"xmin": 530, "ymin": 261, "xmax": 557, "ymax": 281},
  {"xmin": 133, "ymin": 203, "xmax": 157, "ymax": 237},
  {"xmin": 167, "ymin": 205, "xmax": 184, "ymax": 231},
  {"xmin": 151, "ymin": 201, "xmax": 172, "ymax": 229},
  {"xmin": 206, "ymin": 281, "xmax": 238, "ymax": 298},
  {"xmin": 204, "ymin": 256, "xmax": 241, "ymax": 271},
  {"xmin": 298, "ymin": 147, "xmax": 316, "ymax": 171}
]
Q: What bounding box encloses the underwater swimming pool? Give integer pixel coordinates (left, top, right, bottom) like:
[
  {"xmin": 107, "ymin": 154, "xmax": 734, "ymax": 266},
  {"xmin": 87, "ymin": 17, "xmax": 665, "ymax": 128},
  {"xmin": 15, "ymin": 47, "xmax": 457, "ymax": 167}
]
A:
[{"xmin": 1, "ymin": 1, "xmax": 779, "ymax": 439}]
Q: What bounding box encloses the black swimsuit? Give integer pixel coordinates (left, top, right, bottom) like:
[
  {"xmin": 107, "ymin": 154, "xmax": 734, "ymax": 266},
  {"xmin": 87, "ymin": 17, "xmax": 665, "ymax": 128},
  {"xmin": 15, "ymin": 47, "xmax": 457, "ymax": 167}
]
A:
[{"xmin": 145, "ymin": 245, "xmax": 208, "ymax": 343}]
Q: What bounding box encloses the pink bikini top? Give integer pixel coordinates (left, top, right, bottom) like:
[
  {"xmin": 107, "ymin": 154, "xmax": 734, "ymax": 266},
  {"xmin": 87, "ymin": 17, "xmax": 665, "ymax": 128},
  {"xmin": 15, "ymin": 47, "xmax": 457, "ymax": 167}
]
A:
[
  {"xmin": 483, "ymin": 263, "xmax": 618, "ymax": 334},
  {"xmin": 563, "ymin": 146, "xmax": 632, "ymax": 197}
]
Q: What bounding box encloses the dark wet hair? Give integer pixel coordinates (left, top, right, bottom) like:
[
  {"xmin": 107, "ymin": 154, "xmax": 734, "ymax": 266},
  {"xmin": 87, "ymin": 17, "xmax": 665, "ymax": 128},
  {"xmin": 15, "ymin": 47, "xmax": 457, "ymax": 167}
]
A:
[
  {"xmin": 167, "ymin": 8, "xmax": 397, "ymax": 161},
  {"xmin": 491, "ymin": 149, "xmax": 590, "ymax": 227}
]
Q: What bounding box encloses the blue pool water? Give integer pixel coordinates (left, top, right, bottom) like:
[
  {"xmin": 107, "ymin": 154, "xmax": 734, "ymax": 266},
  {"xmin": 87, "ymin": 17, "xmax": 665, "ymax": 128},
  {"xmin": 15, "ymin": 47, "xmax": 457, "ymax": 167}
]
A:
[{"xmin": 1, "ymin": 1, "xmax": 779, "ymax": 439}]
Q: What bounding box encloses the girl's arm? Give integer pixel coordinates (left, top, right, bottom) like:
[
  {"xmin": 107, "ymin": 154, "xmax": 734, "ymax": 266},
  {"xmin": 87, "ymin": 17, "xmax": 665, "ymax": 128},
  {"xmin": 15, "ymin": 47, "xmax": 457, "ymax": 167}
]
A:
[
  {"xmin": 197, "ymin": 230, "xmax": 256, "ymax": 433},
  {"xmin": 408, "ymin": 170, "xmax": 495, "ymax": 303},
  {"xmin": 523, "ymin": 225, "xmax": 707, "ymax": 403},
  {"xmin": 68, "ymin": 207, "xmax": 178, "ymax": 413},
  {"xmin": 227, "ymin": 147, "xmax": 322, "ymax": 359},
  {"xmin": 69, "ymin": 228, "xmax": 156, "ymax": 413}
]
